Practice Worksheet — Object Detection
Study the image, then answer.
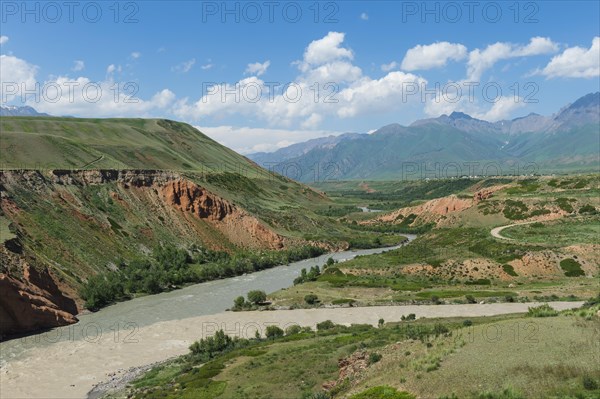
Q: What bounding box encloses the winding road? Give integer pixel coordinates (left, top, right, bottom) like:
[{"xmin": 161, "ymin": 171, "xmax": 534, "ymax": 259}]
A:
[{"xmin": 490, "ymin": 221, "xmax": 538, "ymax": 240}]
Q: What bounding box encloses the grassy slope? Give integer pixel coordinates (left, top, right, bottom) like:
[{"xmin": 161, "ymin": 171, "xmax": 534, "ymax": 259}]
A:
[
  {"xmin": 0, "ymin": 117, "xmax": 255, "ymax": 172},
  {"xmin": 271, "ymin": 176, "xmax": 600, "ymax": 306},
  {"xmin": 0, "ymin": 117, "xmax": 402, "ymax": 300},
  {"xmin": 110, "ymin": 310, "xmax": 600, "ymax": 399}
]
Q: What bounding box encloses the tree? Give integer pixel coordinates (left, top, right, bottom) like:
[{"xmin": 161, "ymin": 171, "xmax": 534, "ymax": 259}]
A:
[
  {"xmin": 247, "ymin": 290, "xmax": 267, "ymax": 305},
  {"xmin": 304, "ymin": 294, "xmax": 319, "ymax": 305},
  {"xmin": 233, "ymin": 296, "xmax": 246, "ymax": 309},
  {"xmin": 265, "ymin": 325, "xmax": 284, "ymax": 339},
  {"xmin": 378, "ymin": 318, "xmax": 385, "ymax": 328},
  {"xmin": 326, "ymin": 257, "xmax": 335, "ymax": 267}
]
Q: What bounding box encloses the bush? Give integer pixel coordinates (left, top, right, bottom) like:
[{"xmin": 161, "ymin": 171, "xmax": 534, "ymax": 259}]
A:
[
  {"xmin": 265, "ymin": 325, "xmax": 284, "ymax": 340},
  {"xmin": 378, "ymin": 318, "xmax": 385, "ymax": 328},
  {"xmin": 527, "ymin": 303, "xmax": 558, "ymax": 317},
  {"xmin": 368, "ymin": 352, "xmax": 383, "ymax": 365},
  {"xmin": 463, "ymin": 320, "xmax": 473, "ymax": 327},
  {"xmin": 233, "ymin": 296, "xmax": 246, "ymax": 310},
  {"xmin": 349, "ymin": 386, "xmax": 416, "ymax": 399},
  {"xmin": 465, "ymin": 295, "xmax": 477, "ymax": 304},
  {"xmin": 559, "ymin": 258, "xmax": 585, "ymax": 277},
  {"xmin": 583, "ymin": 375, "xmax": 599, "ymax": 390},
  {"xmin": 316, "ymin": 320, "xmax": 336, "ymax": 331},
  {"xmin": 502, "ymin": 264, "xmax": 518, "ymax": 277},
  {"xmin": 579, "ymin": 204, "xmax": 597, "ymax": 214},
  {"xmin": 285, "ymin": 325, "xmax": 303, "ymax": 336},
  {"xmin": 247, "ymin": 290, "xmax": 267, "ymax": 305},
  {"xmin": 401, "ymin": 313, "xmax": 416, "ymax": 321},
  {"xmin": 304, "ymin": 294, "xmax": 319, "ymax": 305}
]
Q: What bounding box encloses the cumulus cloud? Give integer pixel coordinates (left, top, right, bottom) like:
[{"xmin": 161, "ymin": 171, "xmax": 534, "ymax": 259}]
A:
[
  {"xmin": 30, "ymin": 76, "xmax": 175, "ymax": 118},
  {"xmin": 301, "ymin": 32, "xmax": 353, "ymax": 67},
  {"xmin": 538, "ymin": 37, "xmax": 600, "ymax": 78},
  {"xmin": 245, "ymin": 60, "xmax": 270, "ymax": 76},
  {"xmin": 467, "ymin": 37, "xmax": 558, "ymax": 81},
  {"xmin": 360, "ymin": 13, "xmax": 369, "ymax": 20},
  {"xmin": 381, "ymin": 61, "xmax": 399, "ymax": 72},
  {"xmin": 130, "ymin": 51, "xmax": 141, "ymax": 59},
  {"xmin": 173, "ymin": 32, "xmax": 427, "ymax": 129},
  {"xmin": 106, "ymin": 64, "xmax": 122, "ymax": 74},
  {"xmin": 172, "ymin": 58, "xmax": 196, "ymax": 73},
  {"xmin": 0, "ymin": 54, "xmax": 39, "ymax": 102},
  {"xmin": 195, "ymin": 125, "xmax": 342, "ymax": 154},
  {"xmin": 72, "ymin": 60, "xmax": 85, "ymax": 72},
  {"xmin": 0, "ymin": 36, "xmax": 8, "ymax": 45},
  {"xmin": 401, "ymin": 42, "xmax": 467, "ymax": 71},
  {"xmin": 473, "ymin": 96, "xmax": 527, "ymax": 122}
]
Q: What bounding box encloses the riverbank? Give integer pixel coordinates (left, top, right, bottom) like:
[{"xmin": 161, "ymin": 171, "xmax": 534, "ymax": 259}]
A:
[{"xmin": 0, "ymin": 302, "xmax": 583, "ymax": 399}]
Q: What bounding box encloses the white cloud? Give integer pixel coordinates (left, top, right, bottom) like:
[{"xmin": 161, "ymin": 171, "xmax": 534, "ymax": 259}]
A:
[
  {"xmin": 195, "ymin": 125, "xmax": 342, "ymax": 154},
  {"xmin": 301, "ymin": 32, "xmax": 353, "ymax": 67},
  {"xmin": 473, "ymin": 96, "xmax": 526, "ymax": 122},
  {"xmin": 131, "ymin": 51, "xmax": 141, "ymax": 59},
  {"xmin": 106, "ymin": 64, "xmax": 122, "ymax": 74},
  {"xmin": 173, "ymin": 32, "xmax": 426, "ymax": 129},
  {"xmin": 29, "ymin": 76, "xmax": 175, "ymax": 118},
  {"xmin": 0, "ymin": 54, "xmax": 39, "ymax": 102},
  {"xmin": 360, "ymin": 13, "xmax": 368, "ymax": 20},
  {"xmin": 200, "ymin": 63, "xmax": 213, "ymax": 70},
  {"xmin": 245, "ymin": 60, "xmax": 270, "ymax": 76},
  {"xmin": 381, "ymin": 61, "xmax": 399, "ymax": 72},
  {"xmin": 538, "ymin": 37, "xmax": 600, "ymax": 78},
  {"xmin": 172, "ymin": 58, "xmax": 196, "ymax": 73},
  {"xmin": 72, "ymin": 60, "xmax": 85, "ymax": 72},
  {"xmin": 0, "ymin": 36, "xmax": 8, "ymax": 46},
  {"xmin": 401, "ymin": 42, "xmax": 467, "ymax": 71},
  {"xmin": 467, "ymin": 37, "xmax": 558, "ymax": 81}
]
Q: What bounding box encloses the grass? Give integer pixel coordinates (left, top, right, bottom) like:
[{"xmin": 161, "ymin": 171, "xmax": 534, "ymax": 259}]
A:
[
  {"xmin": 500, "ymin": 216, "xmax": 600, "ymax": 246},
  {"xmin": 115, "ymin": 311, "xmax": 600, "ymax": 399}
]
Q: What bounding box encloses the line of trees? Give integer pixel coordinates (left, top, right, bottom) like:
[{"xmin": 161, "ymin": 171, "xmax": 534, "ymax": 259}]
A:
[{"xmin": 80, "ymin": 244, "xmax": 326, "ymax": 310}]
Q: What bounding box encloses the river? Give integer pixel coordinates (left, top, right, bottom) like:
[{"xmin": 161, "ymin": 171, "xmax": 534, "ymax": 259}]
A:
[{"xmin": 0, "ymin": 235, "xmax": 415, "ymax": 367}]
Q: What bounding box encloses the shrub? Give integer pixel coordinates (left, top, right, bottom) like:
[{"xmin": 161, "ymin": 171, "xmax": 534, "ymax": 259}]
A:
[
  {"xmin": 401, "ymin": 313, "xmax": 416, "ymax": 321},
  {"xmin": 316, "ymin": 320, "xmax": 336, "ymax": 331},
  {"xmin": 247, "ymin": 290, "xmax": 267, "ymax": 304},
  {"xmin": 556, "ymin": 198, "xmax": 575, "ymax": 213},
  {"xmin": 349, "ymin": 386, "xmax": 416, "ymax": 399},
  {"xmin": 527, "ymin": 303, "xmax": 558, "ymax": 317},
  {"xmin": 285, "ymin": 325, "xmax": 302, "ymax": 336},
  {"xmin": 304, "ymin": 294, "xmax": 319, "ymax": 305},
  {"xmin": 560, "ymin": 258, "xmax": 585, "ymax": 277},
  {"xmin": 579, "ymin": 204, "xmax": 597, "ymax": 214},
  {"xmin": 463, "ymin": 320, "xmax": 473, "ymax": 327},
  {"xmin": 369, "ymin": 352, "xmax": 383, "ymax": 365},
  {"xmin": 378, "ymin": 318, "xmax": 385, "ymax": 328},
  {"xmin": 502, "ymin": 264, "xmax": 518, "ymax": 277},
  {"xmin": 233, "ymin": 296, "xmax": 246, "ymax": 309},
  {"xmin": 583, "ymin": 375, "xmax": 599, "ymax": 390},
  {"xmin": 431, "ymin": 295, "xmax": 441, "ymax": 304},
  {"xmin": 465, "ymin": 295, "xmax": 477, "ymax": 304},
  {"xmin": 265, "ymin": 325, "xmax": 284, "ymax": 340}
]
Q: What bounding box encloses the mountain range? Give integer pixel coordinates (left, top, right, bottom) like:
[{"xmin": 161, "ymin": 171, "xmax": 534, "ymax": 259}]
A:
[
  {"xmin": 0, "ymin": 105, "xmax": 50, "ymax": 117},
  {"xmin": 248, "ymin": 92, "xmax": 600, "ymax": 181}
]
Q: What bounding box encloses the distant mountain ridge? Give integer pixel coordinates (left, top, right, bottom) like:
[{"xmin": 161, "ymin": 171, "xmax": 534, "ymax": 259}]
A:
[
  {"xmin": 0, "ymin": 105, "xmax": 50, "ymax": 117},
  {"xmin": 247, "ymin": 92, "xmax": 600, "ymax": 181}
]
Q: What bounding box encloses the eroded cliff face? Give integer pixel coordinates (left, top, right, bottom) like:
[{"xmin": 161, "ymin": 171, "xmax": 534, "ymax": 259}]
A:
[
  {"xmin": 0, "ymin": 170, "xmax": 289, "ymax": 337},
  {"xmin": 160, "ymin": 179, "xmax": 285, "ymax": 249},
  {"xmin": 0, "ymin": 245, "xmax": 78, "ymax": 339}
]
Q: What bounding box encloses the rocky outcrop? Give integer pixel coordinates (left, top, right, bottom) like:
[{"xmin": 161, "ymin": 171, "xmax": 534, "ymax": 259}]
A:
[
  {"xmin": 160, "ymin": 179, "xmax": 285, "ymax": 249},
  {"xmin": 0, "ymin": 256, "xmax": 78, "ymax": 339},
  {"xmin": 372, "ymin": 195, "xmax": 473, "ymax": 226}
]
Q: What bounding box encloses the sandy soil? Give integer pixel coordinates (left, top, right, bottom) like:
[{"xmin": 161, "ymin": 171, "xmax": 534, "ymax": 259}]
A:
[{"xmin": 0, "ymin": 302, "xmax": 583, "ymax": 399}]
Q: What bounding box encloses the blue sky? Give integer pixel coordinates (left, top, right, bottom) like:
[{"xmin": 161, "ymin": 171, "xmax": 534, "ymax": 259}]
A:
[{"xmin": 1, "ymin": 1, "xmax": 599, "ymax": 153}]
